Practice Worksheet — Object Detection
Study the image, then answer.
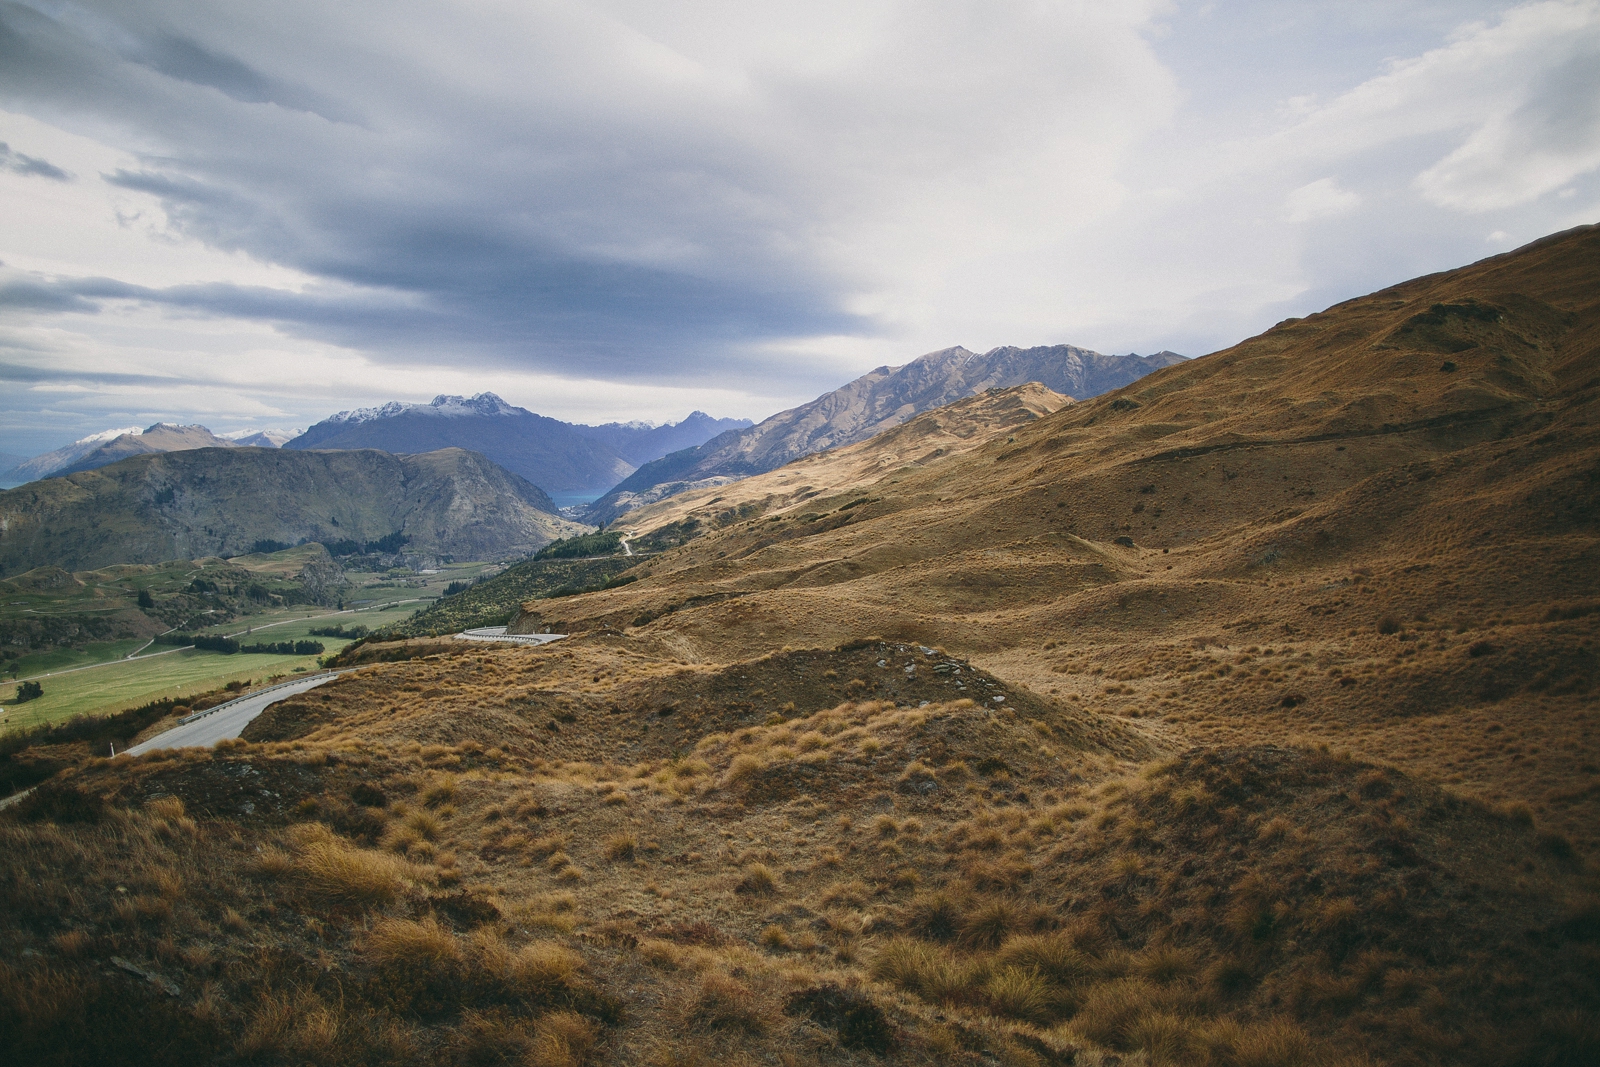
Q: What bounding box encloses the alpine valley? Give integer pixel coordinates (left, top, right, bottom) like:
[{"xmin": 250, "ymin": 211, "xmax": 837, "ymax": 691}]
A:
[{"xmin": 1, "ymin": 228, "xmax": 1597, "ymax": 1067}]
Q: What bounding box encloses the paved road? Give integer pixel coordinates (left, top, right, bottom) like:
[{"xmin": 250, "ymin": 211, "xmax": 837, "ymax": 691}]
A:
[
  {"xmin": 455, "ymin": 627, "xmax": 567, "ymax": 646},
  {"xmin": 127, "ymin": 672, "xmax": 343, "ymax": 754}
]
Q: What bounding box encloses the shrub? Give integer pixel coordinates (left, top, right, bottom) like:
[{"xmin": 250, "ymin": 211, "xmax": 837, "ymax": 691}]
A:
[
  {"xmin": 905, "ymin": 891, "xmax": 963, "ymax": 941},
  {"xmin": 736, "ymin": 863, "xmax": 779, "ymax": 895},
  {"xmin": 994, "ymin": 934, "xmax": 1095, "ymax": 987},
  {"xmin": 1377, "ymin": 616, "xmax": 1401, "ymax": 635},
  {"xmin": 10, "ymin": 782, "xmax": 103, "ymax": 824},
  {"xmin": 605, "ymin": 832, "xmax": 637, "ymax": 861},
  {"xmin": 689, "ymin": 972, "xmax": 766, "ymax": 1032},
  {"xmin": 986, "ymin": 966, "xmax": 1053, "ymax": 1023},
  {"xmin": 288, "ymin": 824, "xmax": 414, "ymax": 908},
  {"xmin": 960, "ymin": 899, "xmax": 1019, "ymax": 949},
  {"xmin": 784, "ymin": 984, "xmax": 894, "ymax": 1053}
]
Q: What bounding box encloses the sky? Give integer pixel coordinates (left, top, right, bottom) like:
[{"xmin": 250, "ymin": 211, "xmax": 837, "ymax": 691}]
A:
[{"xmin": 1, "ymin": 0, "xmax": 1597, "ymax": 458}]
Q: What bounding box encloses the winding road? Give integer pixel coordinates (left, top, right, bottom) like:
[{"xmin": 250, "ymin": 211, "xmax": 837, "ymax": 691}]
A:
[{"xmin": 127, "ymin": 671, "xmax": 346, "ymax": 754}]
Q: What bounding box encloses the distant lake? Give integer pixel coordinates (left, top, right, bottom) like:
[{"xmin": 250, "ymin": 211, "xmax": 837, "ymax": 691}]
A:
[{"xmin": 546, "ymin": 491, "xmax": 600, "ymax": 509}]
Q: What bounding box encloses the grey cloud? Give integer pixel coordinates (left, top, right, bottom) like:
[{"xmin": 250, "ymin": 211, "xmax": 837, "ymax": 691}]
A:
[
  {"xmin": 0, "ymin": 359, "xmax": 175, "ymax": 386},
  {"xmin": 0, "ymin": 0, "xmax": 869, "ymax": 391},
  {"xmin": 0, "ymin": 141, "xmax": 69, "ymax": 180},
  {"xmin": 131, "ymin": 34, "xmax": 357, "ymax": 123}
]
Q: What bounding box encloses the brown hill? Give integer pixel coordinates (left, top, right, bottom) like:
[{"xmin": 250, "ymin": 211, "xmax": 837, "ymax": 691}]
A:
[
  {"xmin": 3, "ymin": 228, "xmax": 1596, "ymax": 1067},
  {"xmin": 615, "ymin": 381, "xmax": 1071, "ymax": 537},
  {"xmin": 508, "ymin": 225, "xmax": 1600, "ymax": 851},
  {"xmin": 588, "ymin": 346, "xmax": 1181, "ymax": 522}
]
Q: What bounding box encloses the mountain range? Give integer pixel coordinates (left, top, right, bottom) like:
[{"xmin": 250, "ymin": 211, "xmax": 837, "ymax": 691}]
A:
[
  {"xmin": 585, "ymin": 345, "xmax": 1185, "ymax": 523},
  {"xmin": 0, "ymin": 446, "xmax": 586, "ymax": 575},
  {"xmin": 286, "ymin": 395, "xmax": 751, "ymax": 498}
]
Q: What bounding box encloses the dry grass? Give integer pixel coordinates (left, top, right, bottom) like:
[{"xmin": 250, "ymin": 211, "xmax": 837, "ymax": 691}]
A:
[{"xmin": 8, "ymin": 225, "xmax": 1600, "ymax": 1064}]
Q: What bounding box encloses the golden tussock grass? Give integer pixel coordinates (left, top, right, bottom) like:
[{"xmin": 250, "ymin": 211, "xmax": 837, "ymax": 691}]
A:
[{"xmin": 11, "ymin": 227, "xmax": 1600, "ymax": 1064}]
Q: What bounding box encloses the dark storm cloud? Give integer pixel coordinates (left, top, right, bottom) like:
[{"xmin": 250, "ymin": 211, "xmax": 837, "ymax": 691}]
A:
[{"xmin": 0, "ymin": 0, "xmax": 874, "ymax": 388}]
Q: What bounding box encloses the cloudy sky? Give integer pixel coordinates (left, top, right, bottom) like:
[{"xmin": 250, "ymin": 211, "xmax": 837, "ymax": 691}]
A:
[{"xmin": 1, "ymin": 0, "xmax": 1597, "ymax": 457}]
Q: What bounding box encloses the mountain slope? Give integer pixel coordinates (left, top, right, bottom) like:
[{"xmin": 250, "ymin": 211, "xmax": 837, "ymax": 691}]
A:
[
  {"xmin": 615, "ymin": 382, "xmax": 1072, "ymax": 535},
  {"xmin": 569, "ymin": 410, "xmax": 753, "ymax": 467},
  {"xmin": 511, "ymin": 223, "xmax": 1600, "ymax": 853},
  {"xmin": 286, "ymin": 393, "xmax": 749, "ymax": 497},
  {"xmin": 0, "ymin": 446, "xmax": 587, "ymax": 575},
  {"xmin": 587, "ymin": 345, "xmax": 1184, "ymax": 522},
  {"xmin": 5, "ymin": 425, "xmax": 146, "ymax": 484},
  {"xmin": 56, "ymin": 423, "xmax": 240, "ymax": 476}
]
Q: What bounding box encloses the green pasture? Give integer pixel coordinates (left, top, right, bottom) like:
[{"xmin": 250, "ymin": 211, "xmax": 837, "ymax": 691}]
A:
[
  {"xmin": 7, "ymin": 638, "xmax": 150, "ymax": 679},
  {"xmin": 0, "ymin": 646, "xmax": 333, "ymax": 733}
]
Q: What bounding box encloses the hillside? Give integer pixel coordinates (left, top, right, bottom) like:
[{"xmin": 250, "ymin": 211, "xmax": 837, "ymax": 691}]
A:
[
  {"xmin": 3, "ymin": 228, "xmax": 1597, "ymax": 1067},
  {"xmin": 512, "ymin": 224, "xmax": 1600, "ymax": 850},
  {"xmin": 0, "ymin": 446, "xmax": 588, "ymax": 576},
  {"xmin": 618, "ymin": 382, "xmax": 1072, "ymax": 536},
  {"xmin": 287, "ymin": 394, "xmax": 749, "ymax": 497},
  {"xmin": 587, "ymin": 346, "xmax": 1184, "ymax": 523}
]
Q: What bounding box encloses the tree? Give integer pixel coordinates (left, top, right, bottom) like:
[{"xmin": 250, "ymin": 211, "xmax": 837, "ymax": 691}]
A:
[
  {"xmin": 137, "ymin": 588, "xmax": 155, "ymax": 609},
  {"xmin": 16, "ymin": 680, "xmax": 42, "ymax": 703}
]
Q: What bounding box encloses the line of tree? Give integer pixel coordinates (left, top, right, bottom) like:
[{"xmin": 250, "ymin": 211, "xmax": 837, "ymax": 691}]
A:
[
  {"xmin": 157, "ymin": 633, "xmax": 323, "ymax": 655},
  {"xmin": 308, "ymin": 623, "xmax": 368, "ymax": 639},
  {"xmin": 250, "ymin": 531, "xmax": 410, "ymax": 557}
]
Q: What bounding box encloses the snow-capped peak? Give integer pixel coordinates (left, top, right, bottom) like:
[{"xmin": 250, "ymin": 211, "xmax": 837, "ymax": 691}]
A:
[
  {"xmin": 323, "ymin": 392, "xmax": 527, "ymax": 424},
  {"xmin": 422, "ymin": 392, "xmax": 527, "ymax": 418},
  {"xmin": 79, "ymin": 425, "xmax": 144, "ymax": 445}
]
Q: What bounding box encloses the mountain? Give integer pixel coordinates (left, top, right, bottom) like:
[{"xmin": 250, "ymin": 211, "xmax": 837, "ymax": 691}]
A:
[
  {"xmin": 585, "ymin": 345, "xmax": 1186, "ymax": 523},
  {"xmin": 220, "ymin": 428, "xmax": 302, "ymax": 448},
  {"xmin": 0, "ymin": 446, "xmax": 587, "ymax": 575},
  {"xmin": 614, "ymin": 382, "xmax": 1072, "ymax": 533},
  {"xmin": 53, "ymin": 423, "xmax": 242, "ymax": 477},
  {"xmin": 285, "ymin": 393, "xmax": 747, "ymax": 497},
  {"xmin": 569, "ymin": 410, "xmax": 753, "ymax": 467},
  {"xmin": 5, "ymin": 425, "xmax": 145, "ymax": 484}
]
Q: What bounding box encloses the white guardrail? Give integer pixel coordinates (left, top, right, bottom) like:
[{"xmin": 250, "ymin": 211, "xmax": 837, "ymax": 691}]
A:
[
  {"xmin": 175, "ymin": 668, "xmax": 353, "ymax": 725},
  {"xmin": 454, "ymin": 627, "xmax": 567, "ymax": 646}
]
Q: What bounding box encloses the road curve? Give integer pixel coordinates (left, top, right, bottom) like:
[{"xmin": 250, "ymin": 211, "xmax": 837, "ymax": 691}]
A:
[{"xmin": 127, "ymin": 672, "xmax": 343, "ymax": 754}]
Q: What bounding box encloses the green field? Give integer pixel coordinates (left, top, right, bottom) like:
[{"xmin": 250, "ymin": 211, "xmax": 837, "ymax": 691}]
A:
[
  {"xmin": 0, "ymin": 599, "xmax": 439, "ymax": 733},
  {"xmin": 0, "ymin": 647, "xmax": 328, "ymax": 734},
  {"xmin": 7, "ymin": 638, "xmax": 151, "ymax": 679},
  {"xmin": 0, "ymin": 558, "xmax": 514, "ymax": 733}
]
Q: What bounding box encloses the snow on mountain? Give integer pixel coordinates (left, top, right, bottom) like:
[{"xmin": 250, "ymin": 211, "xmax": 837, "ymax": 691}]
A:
[
  {"xmin": 221, "ymin": 428, "xmax": 303, "ymax": 447},
  {"xmin": 323, "ymin": 392, "xmax": 528, "ymax": 425},
  {"xmin": 8, "ymin": 426, "xmax": 144, "ymax": 482}
]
